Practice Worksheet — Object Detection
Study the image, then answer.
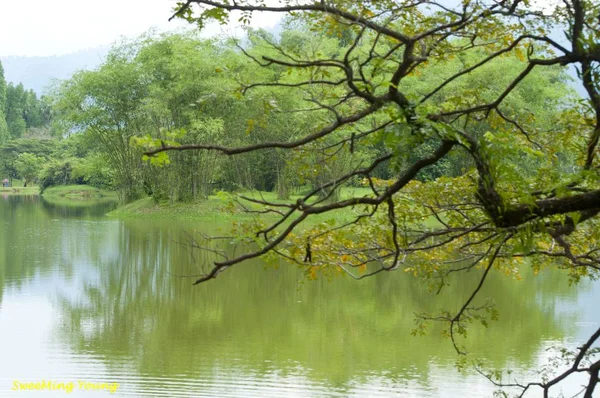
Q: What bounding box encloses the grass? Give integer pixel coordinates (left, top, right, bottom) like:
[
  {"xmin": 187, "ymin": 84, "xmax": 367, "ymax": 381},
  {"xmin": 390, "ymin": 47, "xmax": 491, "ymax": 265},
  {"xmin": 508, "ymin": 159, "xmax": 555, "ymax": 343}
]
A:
[
  {"xmin": 107, "ymin": 196, "xmax": 234, "ymax": 221},
  {"xmin": 109, "ymin": 186, "xmax": 441, "ymax": 232},
  {"xmin": 107, "ymin": 188, "xmax": 374, "ymax": 223},
  {"xmin": 42, "ymin": 185, "xmax": 118, "ymax": 201}
]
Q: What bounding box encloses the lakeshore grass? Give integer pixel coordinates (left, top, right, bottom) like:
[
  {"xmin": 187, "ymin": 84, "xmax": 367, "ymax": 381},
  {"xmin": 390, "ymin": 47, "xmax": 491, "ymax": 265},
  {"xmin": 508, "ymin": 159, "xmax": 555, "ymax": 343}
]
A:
[
  {"xmin": 106, "ymin": 187, "xmax": 442, "ymax": 230},
  {"xmin": 107, "ymin": 188, "xmax": 375, "ymax": 224},
  {"xmin": 5, "ymin": 183, "xmax": 441, "ymax": 230}
]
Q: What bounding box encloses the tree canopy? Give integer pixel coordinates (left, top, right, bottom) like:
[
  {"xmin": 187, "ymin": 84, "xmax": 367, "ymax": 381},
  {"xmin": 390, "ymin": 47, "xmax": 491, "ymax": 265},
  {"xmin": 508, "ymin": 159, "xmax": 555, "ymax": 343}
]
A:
[{"xmin": 137, "ymin": 0, "xmax": 600, "ymax": 396}]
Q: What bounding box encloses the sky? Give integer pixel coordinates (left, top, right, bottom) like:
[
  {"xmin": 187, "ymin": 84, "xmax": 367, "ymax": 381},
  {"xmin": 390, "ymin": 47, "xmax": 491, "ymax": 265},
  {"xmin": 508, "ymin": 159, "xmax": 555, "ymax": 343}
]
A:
[
  {"xmin": 0, "ymin": 0, "xmax": 561, "ymax": 57},
  {"xmin": 0, "ymin": 0, "xmax": 282, "ymax": 57}
]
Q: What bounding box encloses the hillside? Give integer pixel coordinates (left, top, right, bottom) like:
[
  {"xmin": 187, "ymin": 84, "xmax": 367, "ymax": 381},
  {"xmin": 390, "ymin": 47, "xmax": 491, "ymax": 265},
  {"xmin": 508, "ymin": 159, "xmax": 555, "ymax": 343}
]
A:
[{"xmin": 1, "ymin": 46, "xmax": 109, "ymax": 95}]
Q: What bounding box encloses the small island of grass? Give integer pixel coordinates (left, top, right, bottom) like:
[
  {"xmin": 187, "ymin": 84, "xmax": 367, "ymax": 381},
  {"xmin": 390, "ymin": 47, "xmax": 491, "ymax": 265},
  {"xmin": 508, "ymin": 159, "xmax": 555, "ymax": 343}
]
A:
[{"xmin": 41, "ymin": 185, "xmax": 118, "ymax": 200}]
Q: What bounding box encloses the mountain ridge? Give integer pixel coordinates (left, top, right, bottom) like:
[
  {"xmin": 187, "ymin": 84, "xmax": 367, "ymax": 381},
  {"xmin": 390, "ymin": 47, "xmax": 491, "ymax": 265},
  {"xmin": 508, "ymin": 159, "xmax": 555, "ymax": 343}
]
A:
[{"xmin": 1, "ymin": 46, "xmax": 110, "ymax": 95}]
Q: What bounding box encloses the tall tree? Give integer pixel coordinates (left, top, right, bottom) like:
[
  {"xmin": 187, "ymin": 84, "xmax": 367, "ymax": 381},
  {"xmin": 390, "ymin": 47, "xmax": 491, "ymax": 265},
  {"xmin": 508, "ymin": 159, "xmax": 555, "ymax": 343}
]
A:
[
  {"xmin": 53, "ymin": 47, "xmax": 148, "ymax": 202},
  {"xmin": 5, "ymin": 83, "xmax": 27, "ymax": 139}
]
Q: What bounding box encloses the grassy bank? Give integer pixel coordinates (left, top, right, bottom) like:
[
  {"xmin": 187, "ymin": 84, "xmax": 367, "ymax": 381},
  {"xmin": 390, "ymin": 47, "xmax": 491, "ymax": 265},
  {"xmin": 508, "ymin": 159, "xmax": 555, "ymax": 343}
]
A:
[
  {"xmin": 107, "ymin": 196, "xmax": 237, "ymax": 221},
  {"xmin": 107, "ymin": 189, "xmax": 372, "ymax": 222},
  {"xmin": 42, "ymin": 185, "xmax": 118, "ymax": 201},
  {"xmin": 107, "ymin": 188, "xmax": 443, "ymax": 233}
]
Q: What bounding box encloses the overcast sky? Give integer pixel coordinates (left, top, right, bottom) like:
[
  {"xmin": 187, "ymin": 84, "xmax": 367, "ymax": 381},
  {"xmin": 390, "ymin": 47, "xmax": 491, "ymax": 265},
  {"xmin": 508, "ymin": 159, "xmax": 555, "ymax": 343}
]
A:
[{"xmin": 0, "ymin": 0, "xmax": 281, "ymax": 57}]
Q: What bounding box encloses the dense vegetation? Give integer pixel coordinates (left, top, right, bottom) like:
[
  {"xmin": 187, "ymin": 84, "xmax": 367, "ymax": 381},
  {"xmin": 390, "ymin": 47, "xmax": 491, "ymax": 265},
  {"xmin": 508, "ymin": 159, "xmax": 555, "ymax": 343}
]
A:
[{"xmin": 1, "ymin": 27, "xmax": 572, "ymax": 201}]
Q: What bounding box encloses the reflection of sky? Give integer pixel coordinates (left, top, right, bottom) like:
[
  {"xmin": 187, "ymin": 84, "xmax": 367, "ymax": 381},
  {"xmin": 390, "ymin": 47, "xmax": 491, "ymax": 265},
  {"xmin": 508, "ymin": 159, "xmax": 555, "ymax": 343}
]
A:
[
  {"xmin": 520, "ymin": 339, "xmax": 594, "ymax": 398},
  {"xmin": 0, "ymin": 295, "xmax": 120, "ymax": 398},
  {"xmin": 570, "ymin": 284, "xmax": 600, "ymax": 341},
  {"xmin": 550, "ymin": 278, "xmax": 600, "ymax": 343}
]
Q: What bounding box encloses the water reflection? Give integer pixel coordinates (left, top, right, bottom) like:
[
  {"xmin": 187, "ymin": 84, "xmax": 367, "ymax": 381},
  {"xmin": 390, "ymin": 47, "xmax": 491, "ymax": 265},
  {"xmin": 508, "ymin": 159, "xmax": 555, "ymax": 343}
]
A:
[
  {"xmin": 40, "ymin": 195, "xmax": 118, "ymax": 219},
  {"xmin": 52, "ymin": 222, "xmax": 579, "ymax": 395},
  {"xmin": 0, "ymin": 196, "xmax": 596, "ymax": 397}
]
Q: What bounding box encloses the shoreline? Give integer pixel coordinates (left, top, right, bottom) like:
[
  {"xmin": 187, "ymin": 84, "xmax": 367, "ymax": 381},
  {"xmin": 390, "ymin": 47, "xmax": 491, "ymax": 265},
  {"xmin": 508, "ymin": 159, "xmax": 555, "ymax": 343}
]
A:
[
  {"xmin": 106, "ymin": 195, "xmax": 282, "ymax": 221},
  {"xmin": 4, "ymin": 185, "xmax": 372, "ymax": 224},
  {"xmin": 106, "ymin": 190, "xmax": 380, "ymax": 226}
]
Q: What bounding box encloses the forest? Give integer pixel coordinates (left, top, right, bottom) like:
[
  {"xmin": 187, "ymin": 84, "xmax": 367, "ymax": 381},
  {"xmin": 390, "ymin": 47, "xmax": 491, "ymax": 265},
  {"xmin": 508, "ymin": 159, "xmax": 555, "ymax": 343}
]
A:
[{"xmin": 0, "ymin": 24, "xmax": 574, "ymax": 202}]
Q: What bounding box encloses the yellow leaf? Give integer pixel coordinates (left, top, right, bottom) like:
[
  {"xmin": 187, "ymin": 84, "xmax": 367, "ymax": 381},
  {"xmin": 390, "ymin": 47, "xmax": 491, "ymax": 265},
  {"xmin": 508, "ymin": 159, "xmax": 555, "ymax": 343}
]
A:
[{"xmin": 515, "ymin": 48, "xmax": 525, "ymax": 62}]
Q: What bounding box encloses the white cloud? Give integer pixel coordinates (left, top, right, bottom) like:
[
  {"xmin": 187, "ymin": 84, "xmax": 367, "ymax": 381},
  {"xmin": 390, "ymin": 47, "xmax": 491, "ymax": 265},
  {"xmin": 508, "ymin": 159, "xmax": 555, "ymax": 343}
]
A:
[{"xmin": 0, "ymin": 0, "xmax": 281, "ymax": 56}]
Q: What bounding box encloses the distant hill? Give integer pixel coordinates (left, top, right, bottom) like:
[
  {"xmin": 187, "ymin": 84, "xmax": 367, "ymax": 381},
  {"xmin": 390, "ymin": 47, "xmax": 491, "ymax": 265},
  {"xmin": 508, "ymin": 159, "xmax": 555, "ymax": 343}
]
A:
[
  {"xmin": 0, "ymin": 40, "xmax": 587, "ymax": 99},
  {"xmin": 1, "ymin": 46, "xmax": 110, "ymax": 95}
]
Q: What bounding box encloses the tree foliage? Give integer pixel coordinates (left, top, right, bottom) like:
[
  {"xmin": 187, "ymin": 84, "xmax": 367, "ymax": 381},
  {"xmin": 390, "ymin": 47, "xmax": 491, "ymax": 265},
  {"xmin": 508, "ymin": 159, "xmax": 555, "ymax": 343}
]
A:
[
  {"xmin": 142, "ymin": 0, "xmax": 600, "ymax": 395},
  {"xmin": 14, "ymin": 152, "xmax": 44, "ymax": 187},
  {"xmin": 0, "ymin": 138, "xmax": 56, "ymax": 182},
  {"xmin": 53, "ymin": 32, "xmax": 341, "ymax": 202}
]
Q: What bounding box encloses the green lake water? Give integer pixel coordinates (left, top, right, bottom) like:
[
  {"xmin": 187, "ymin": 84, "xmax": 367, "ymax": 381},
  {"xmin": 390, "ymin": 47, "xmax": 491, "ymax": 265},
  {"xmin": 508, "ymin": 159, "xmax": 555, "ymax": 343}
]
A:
[{"xmin": 0, "ymin": 195, "xmax": 598, "ymax": 397}]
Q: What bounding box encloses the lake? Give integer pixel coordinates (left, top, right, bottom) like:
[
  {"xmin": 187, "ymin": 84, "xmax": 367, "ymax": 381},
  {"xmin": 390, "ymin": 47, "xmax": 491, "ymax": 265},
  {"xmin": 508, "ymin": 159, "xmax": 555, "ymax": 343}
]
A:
[{"xmin": 0, "ymin": 195, "xmax": 598, "ymax": 397}]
